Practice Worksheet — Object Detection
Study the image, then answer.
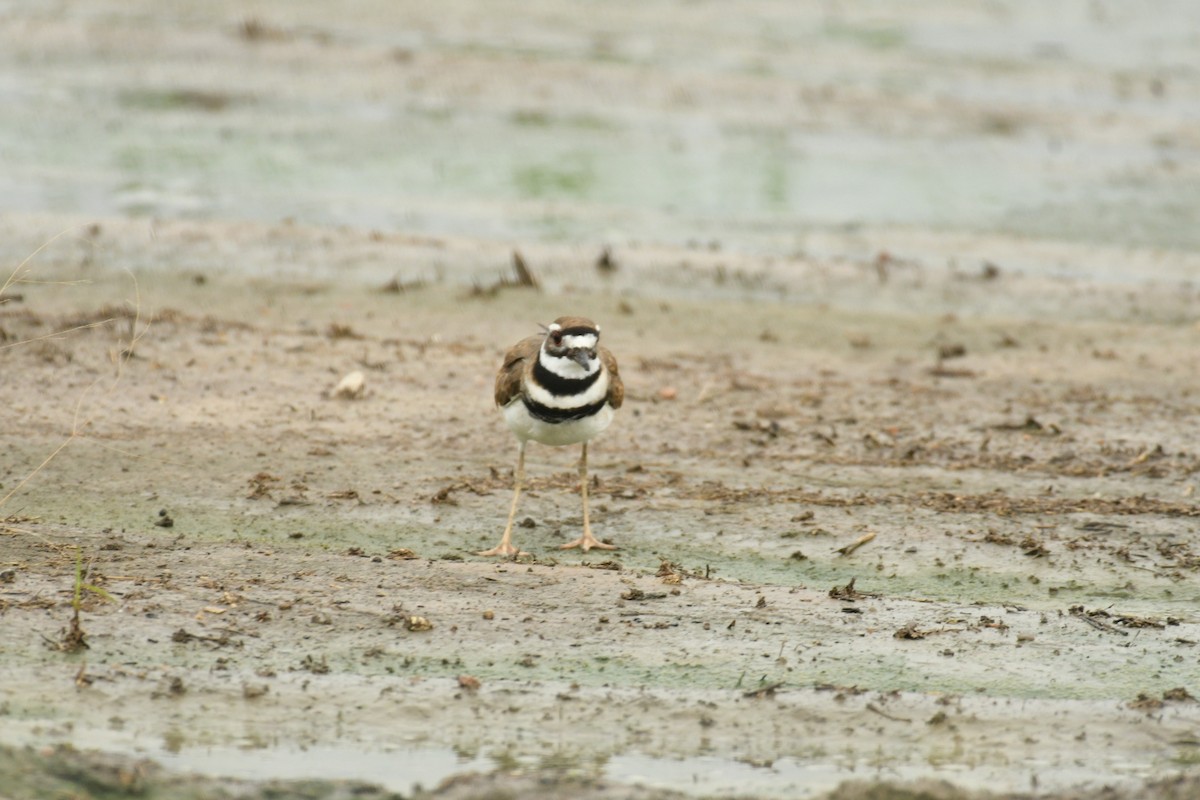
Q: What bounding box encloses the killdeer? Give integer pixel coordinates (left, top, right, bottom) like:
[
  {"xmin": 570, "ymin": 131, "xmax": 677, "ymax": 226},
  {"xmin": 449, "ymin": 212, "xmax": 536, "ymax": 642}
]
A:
[{"xmin": 479, "ymin": 316, "xmax": 624, "ymax": 557}]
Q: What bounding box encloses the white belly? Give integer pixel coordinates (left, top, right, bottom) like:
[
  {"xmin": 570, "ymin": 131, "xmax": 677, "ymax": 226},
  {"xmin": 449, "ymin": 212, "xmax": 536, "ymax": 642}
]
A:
[{"xmin": 503, "ymin": 399, "xmax": 614, "ymax": 447}]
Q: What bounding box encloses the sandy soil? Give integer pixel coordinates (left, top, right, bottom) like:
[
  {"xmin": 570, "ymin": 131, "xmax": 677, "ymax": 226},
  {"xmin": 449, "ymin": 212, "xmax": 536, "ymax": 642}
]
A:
[{"xmin": 2, "ymin": 219, "xmax": 1199, "ymax": 799}]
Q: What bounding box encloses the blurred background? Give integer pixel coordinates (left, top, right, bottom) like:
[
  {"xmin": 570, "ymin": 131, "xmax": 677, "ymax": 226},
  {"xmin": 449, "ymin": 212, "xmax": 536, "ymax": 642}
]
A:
[{"xmin": 3, "ymin": 0, "xmax": 1198, "ymax": 291}]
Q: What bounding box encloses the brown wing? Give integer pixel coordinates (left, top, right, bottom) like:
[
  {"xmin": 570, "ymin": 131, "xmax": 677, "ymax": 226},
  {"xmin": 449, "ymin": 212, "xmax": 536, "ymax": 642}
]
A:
[
  {"xmin": 494, "ymin": 334, "xmax": 541, "ymax": 407},
  {"xmin": 600, "ymin": 345, "xmax": 624, "ymax": 410}
]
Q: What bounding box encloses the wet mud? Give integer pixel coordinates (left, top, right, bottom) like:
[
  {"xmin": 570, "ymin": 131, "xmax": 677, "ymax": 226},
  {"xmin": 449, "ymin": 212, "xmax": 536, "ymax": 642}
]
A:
[
  {"xmin": 2, "ymin": 0, "xmax": 1199, "ymax": 797},
  {"xmin": 2, "ymin": 227, "xmax": 1198, "ymax": 797}
]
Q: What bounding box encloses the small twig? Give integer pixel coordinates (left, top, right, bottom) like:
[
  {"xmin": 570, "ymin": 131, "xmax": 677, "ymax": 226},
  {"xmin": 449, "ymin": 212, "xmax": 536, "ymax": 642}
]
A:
[
  {"xmin": 866, "ymin": 703, "xmax": 911, "ymax": 722},
  {"xmin": 171, "ymin": 628, "xmax": 232, "ymax": 645},
  {"xmin": 829, "ymin": 577, "xmax": 865, "ymax": 601},
  {"xmin": 836, "ymin": 531, "xmax": 876, "ymax": 557},
  {"xmin": 210, "ymin": 626, "xmax": 259, "ymax": 639},
  {"xmin": 1078, "ymin": 614, "xmax": 1125, "ymax": 635},
  {"xmin": 1070, "ymin": 608, "xmax": 1128, "ymax": 636},
  {"xmin": 743, "ymin": 682, "xmax": 785, "ymax": 699},
  {"xmin": 511, "ymin": 250, "xmax": 540, "ymax": 289}
]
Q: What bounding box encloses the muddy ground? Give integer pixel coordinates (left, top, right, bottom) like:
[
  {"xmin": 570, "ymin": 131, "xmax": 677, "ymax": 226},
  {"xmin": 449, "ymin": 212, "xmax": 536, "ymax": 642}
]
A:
[
  {"xmin": 2, "ymin": 220, "xmax": 1199, "ymax": 799},
  {"xmin": 2, "ymin": 0, "xmax": 1200, "ymax": 797}
]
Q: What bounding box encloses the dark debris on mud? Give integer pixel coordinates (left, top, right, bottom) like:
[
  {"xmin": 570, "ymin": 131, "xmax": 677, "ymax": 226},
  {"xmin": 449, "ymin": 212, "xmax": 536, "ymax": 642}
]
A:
[
  {"xmin": 5, "ymin": 744, "xmax": 1200, "ymax": 800},
  {"xmin": 0, "ymin": 743, "xmax": 402, "ymax": 800}
]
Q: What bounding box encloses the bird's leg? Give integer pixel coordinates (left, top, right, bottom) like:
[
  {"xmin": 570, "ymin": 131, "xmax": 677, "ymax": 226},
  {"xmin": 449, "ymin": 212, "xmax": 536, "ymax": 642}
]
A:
[
  {"xmin": 560, "ymin": 442, "xmax": 617, "ymax": 552},
  {"xmin": 479, "ymin": 441, "xmax": 529, "ymax": 557}
]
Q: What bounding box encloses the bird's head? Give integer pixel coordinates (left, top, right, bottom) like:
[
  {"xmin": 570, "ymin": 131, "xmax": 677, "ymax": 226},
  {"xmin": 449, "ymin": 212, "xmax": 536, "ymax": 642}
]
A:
[{"xmin": 542, "ymin": 317, "xmax": 600, "ymax": 372}]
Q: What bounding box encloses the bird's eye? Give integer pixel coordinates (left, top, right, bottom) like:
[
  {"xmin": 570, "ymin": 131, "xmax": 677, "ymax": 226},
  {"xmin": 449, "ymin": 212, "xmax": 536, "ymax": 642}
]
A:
[
  {"xmin": 551, "ymin": 331, "xmax": 563, "ymax": 345},
  {"xmin": 589, "ymin": 349, "xmax": 597, "ymax": 359}
]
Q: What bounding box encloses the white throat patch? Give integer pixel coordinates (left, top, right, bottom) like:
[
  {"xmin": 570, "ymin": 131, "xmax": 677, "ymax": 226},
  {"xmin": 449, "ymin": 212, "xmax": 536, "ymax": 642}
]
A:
[{"xmin": 539, "ymin": 350, "xmax": 599, "ymax": 379}]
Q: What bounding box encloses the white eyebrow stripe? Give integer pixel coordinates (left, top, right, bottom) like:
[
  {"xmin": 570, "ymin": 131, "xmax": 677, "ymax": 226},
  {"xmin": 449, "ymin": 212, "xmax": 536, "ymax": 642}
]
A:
[{"xmin": 561, "ymin": 333, "xmax": 598, "ymax": 349}]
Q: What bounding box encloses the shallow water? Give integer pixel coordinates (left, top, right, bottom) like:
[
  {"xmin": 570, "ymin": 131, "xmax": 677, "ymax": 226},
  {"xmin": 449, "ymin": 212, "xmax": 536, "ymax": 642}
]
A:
[
  {"xmin": 2, "ymin": 0, "xmax": 1198, "ymax": 277},
  {"xmin": 0, "ymin": 724, "xmax": 1145, "ymax": 799}
]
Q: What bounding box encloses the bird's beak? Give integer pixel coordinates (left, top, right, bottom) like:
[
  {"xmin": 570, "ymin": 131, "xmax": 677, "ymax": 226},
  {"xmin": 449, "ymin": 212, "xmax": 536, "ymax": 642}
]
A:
[{"xmin": 570, "ymin": 349, "xmax": 592, "ymax": 369}]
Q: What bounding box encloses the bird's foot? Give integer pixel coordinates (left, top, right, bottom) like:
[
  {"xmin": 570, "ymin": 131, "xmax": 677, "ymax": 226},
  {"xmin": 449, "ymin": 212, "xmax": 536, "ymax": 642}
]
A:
[
  {"xmin": 478, "ymin": 542, "xmax": 529, "ymax": 558},
  {"xmin": 559, "ymin": 534, "xmax": 618, "ymax": 552}
]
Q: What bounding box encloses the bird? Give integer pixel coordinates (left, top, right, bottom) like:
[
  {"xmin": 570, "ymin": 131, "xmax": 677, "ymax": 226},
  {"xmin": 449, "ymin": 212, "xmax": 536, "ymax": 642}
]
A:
[{"xmin": 479, "ymin": 316, "xmax": 624, "ymax": 557}]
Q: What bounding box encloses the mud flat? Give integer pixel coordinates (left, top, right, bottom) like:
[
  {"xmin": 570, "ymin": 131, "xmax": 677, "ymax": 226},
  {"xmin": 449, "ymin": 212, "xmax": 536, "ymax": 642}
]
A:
[
  {"xmin": 2, "ymin": 218, "xmax": 1199, "ymax": 799},
  {"xmin": 2, "ymin": 0, "xmax": 1200, "ymax": 796}
]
